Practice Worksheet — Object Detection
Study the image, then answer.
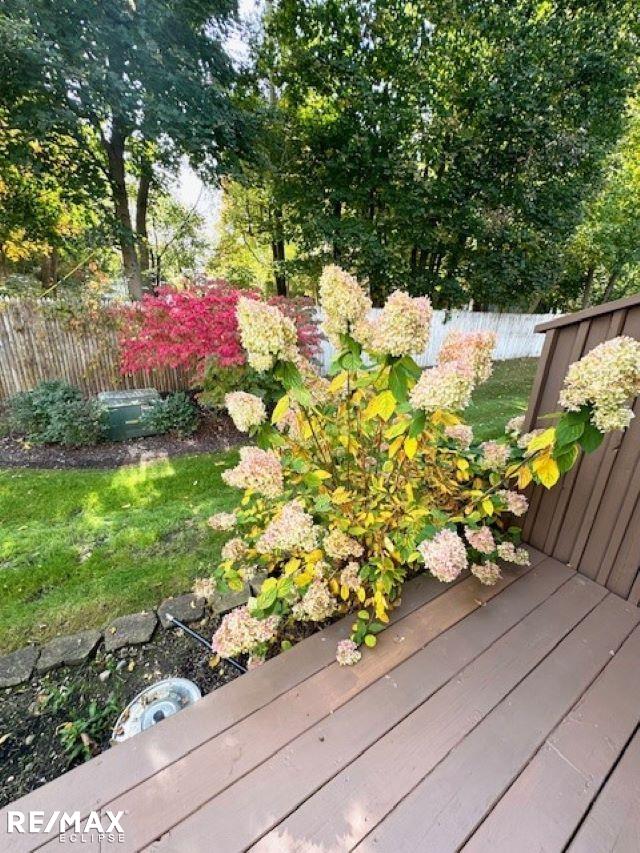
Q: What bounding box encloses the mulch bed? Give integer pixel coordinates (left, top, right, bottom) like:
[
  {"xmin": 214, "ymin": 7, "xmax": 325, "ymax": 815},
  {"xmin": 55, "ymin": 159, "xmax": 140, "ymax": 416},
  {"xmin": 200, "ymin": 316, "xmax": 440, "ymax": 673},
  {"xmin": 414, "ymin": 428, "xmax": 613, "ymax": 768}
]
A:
[
  {"xmin": 0, "ymin": 411, "xmax": 244, "ymax": 469},
  {"xmin": 0, "ymin": 613, "xmax": 241, "ymax": 808}
]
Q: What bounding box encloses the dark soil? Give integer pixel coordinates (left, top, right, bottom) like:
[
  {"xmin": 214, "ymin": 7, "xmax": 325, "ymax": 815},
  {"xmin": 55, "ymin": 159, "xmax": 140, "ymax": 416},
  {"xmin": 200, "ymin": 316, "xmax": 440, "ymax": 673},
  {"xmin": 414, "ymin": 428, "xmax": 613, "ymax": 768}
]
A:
[
  {"xmin": 0, "ymin": 411, "xmax": 243, "ymax": 470},
  {"xmin": 0, "ymin": 612, "xmax": 242, "ymax": 808}
]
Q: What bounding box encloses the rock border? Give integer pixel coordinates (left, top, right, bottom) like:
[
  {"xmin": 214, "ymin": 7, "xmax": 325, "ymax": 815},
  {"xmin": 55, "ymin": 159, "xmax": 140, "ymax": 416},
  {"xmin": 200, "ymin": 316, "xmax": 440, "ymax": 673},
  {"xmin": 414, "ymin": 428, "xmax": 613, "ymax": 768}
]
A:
[{"xmin": 0, "ymin": 585, "xmax": 251, "ymax": 688}]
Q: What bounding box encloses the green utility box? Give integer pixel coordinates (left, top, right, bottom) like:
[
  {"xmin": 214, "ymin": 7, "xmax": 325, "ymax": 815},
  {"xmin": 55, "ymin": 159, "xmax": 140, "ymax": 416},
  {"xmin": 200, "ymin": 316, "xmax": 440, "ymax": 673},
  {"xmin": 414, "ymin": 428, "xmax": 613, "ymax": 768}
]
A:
[{"xmin": 98, "ymin": 388, "xmax": 161, "ymax": 442}]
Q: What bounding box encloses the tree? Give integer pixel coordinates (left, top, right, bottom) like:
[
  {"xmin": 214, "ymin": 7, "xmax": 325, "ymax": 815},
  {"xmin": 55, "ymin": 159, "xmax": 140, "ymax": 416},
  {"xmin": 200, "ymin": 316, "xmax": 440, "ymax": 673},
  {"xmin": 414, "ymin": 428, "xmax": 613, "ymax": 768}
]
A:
[
  {"xmin": 566, "ymin": 100, "xmax": 640, "ymax": 307},
  {"xmin": 3, "ymin": 0, "xmax": 246, "ymax": 298},
  {"xmin": 249, "ymin": 0, "xmax": 637, "ymax": 307},
  {"xmin": 146, "ymin": 193, "xmax": 209, "ymax": 287}
]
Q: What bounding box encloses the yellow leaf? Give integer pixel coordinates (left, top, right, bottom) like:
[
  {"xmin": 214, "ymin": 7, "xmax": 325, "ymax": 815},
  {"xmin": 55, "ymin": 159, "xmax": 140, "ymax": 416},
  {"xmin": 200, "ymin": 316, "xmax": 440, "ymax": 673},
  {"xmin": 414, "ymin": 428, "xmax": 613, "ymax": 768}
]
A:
[
  {"xmin": 329, "ymin": 578, "xmax": 339, "ymax": 595},
  {"xmin": 482, "ymin": 498, "xmax": 494, "ymax": 516},
  {"xmin": 388, "ymin": 435, "xmax": 404, "ymax": 457},
  {"xmin": 312, "ymin": 469, "xmax": 332, "ymax": 480},
  {"xmin": 340, "ymin": 585, "xmax": 350, "ymax": 600},
  {"xmin": 385, "ymin": 420, "xmax": 409, "ymax": 439},
  {"xmin": 357, "ymin": 587, "xmax": 366, "ymax": 602},
  {"xmin": 328, "ymin": 372, "xmax": 348, "ymax": 393},
  {"xmin": 432, "ymin": 410, "xmax": 460, "ymax": 426},
  {"xmin": 527, "ymin": 427, "xmax": 555, "ymax": 453},
  {"xmin": 533, "ymin": 454, "xmax": 560, "ymax": 488},
  {"xmin": 363, "ymin": 390, "xmax": 396, "ymax": 422},
  {"xmin": 456, "ymin": 458, "xmax": 469, "ymax": 471},
  {"xmin": 331, "ymin": 487, "xmax": 351, "ymax": 505},
  {"xmin": 517, "ymin": 465, "xmax": 533, "ymax": 489},
  {"xmin": 404, "ymin": 436, "xmax": 418, "ymax": 459},
  {"xmin": 271, "ymin": 394, "xmax": 290, "ymax": 424},
  {"xmin": 294, "ymin": 569, "xmax": 314, "ymax": 587},
  {"xmin": 364, "ymin": 634, "xmax": 377, "ymax": 648},
  {"xmin": 284, "ymin": 557, "xmax": 301, "ymax": 574}
]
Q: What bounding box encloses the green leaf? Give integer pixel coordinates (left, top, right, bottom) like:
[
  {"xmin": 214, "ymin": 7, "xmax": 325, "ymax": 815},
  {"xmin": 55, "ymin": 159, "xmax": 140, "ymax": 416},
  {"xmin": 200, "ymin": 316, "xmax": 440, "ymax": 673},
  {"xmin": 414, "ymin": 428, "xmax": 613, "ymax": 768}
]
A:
[
  {"xmin": 408, "ymin": 410, "xmax": 426, "ymax": 438},
  {"xmin": 555, "ymin": 444, "xmax": 579, "ymax": 474},
  {"xmin": 579, "ymin": 422, "xmax": 604, "ymax": 453},
  {"xmin": 389, "ymin": 363, "xmax": 408, "ymax": 402},
  {"xmin": 555, "ymin": 415, "xmax": 584, "ymax": 448},
  {"xmin": 364, "ymin": 634, "xmax": 377, "ymax": 648}
]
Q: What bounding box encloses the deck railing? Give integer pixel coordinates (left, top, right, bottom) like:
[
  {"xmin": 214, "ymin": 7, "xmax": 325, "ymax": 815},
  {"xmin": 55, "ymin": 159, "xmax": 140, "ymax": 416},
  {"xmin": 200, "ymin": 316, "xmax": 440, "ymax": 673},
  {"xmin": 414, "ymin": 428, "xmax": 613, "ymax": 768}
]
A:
[{"xmin": 522, "ymin": 293, "xmax": 640, "ymax": 603}]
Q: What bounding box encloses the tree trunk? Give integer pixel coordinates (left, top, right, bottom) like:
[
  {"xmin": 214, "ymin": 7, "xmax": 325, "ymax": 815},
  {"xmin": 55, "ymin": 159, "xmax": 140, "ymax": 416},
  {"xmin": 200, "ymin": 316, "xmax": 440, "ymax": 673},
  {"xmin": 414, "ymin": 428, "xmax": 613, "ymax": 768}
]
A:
[
  {"xmin": 271, "ymin": 205, "xmax": 287, "ymax": 296},
  {"xmin": 136, "ymin": 166, "xmax": 152, "ymax": 279},
  {"xmin": 332, "ymin": 200, "xmax": 342, "ymax": 261},
  {"xmin": 601, "ymin": 269, "xmax": 619, "ymax": 304},
  {"xmin": 581, "ymin": 266, "xmax": 595, "ymax": 309},
  {"xmin": 102, "ymin": 122, "xmax": 143, "ymax": 300}
]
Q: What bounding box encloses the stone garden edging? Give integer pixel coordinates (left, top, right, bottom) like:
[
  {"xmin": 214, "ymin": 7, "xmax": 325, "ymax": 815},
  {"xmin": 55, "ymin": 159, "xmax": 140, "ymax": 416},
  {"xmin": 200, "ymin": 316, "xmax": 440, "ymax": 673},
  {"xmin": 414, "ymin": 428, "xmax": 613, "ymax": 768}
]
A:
[{"xmin": 0, "ymin": 584, "xmax": 256, "ymax": 688}]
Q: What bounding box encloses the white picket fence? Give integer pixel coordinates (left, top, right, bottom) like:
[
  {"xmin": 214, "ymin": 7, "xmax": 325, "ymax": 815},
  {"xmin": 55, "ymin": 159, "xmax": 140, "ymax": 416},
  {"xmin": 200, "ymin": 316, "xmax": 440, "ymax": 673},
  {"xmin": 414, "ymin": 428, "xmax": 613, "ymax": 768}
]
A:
[{"xmin": 317, "ymin": 309, "xmax": 556, "ymax": 373}]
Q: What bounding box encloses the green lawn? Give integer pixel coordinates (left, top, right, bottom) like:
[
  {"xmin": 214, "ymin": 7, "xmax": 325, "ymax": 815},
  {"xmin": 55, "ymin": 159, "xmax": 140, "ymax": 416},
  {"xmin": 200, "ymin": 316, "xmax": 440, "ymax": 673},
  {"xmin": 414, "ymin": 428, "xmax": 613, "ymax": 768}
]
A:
[
  {"xmin": 0, "ymin": 453, "xmax": 239, "ymax": 652},
  {"xmin": 465, "ymin": 357, "xmax": 538, "ymax": 442},
  {"xmin": 0, "ymin": 357, "xmax": 538, "ymax": 653}
]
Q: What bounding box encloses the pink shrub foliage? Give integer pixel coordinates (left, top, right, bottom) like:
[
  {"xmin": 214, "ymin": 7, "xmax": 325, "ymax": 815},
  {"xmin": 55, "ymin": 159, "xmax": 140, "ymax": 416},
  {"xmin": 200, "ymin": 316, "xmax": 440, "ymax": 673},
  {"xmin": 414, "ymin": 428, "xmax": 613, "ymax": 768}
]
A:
[{"xmin": 118, "ymin": 280, "xmax": 321, "ymax": 377}]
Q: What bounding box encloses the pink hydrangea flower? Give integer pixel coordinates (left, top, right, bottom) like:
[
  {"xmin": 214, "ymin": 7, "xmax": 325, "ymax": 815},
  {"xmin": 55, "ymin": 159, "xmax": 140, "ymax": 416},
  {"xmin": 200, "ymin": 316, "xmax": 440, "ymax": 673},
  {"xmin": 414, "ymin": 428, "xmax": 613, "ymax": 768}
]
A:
[
  {"xmin": 480, "ymin": 440, "xmax": 510, "ymax": 468},
  {"xmin": 465, "ymin": 525, "xmax": 496, "ymax": 555},
  {"xmin": 559, "ymin": 336, "xmax": 640, "ymax": 433},
  {"xmin": 409, "ymin": 363, "xmax": 475, "ymax": 413},
  {"xmin": 418, "ymin": 529, "xmax": 468, "ymax": 583},
  {"xmin": 339, "ymin": 561, "xmax": 361, "ymax": 591},
  {"xmin": 324, "ymin": 529, "xmax": 364, "ymax": 561},
  {"xmin": 222, "ymin": 446, "xmax": 283, "ymax": 497},
  {"xmin": 319, "ymin": 265, "xmax": 372, "ymax": 348},
  {"xmin": 211, "ymin": 606, "xmax": 280, "ymax": 658},
  {"xmin": 471, "ymin": 561, "xmax": 502, "ymax": 585},
  {"xmin": 221, "ymin": 537, "xmax": 247, "ymax": 562},
  {"xmin": 439, "ymin": 330, "xmax": 496, "ymax": 383},
  {"xmin": 497, "ymin": 542, "xmax": 530, "ymax": 565},
  {"xmin": 498, "ymin": 489, "xmax": 529, "ymax": 517},
  {"xmin": 444, "ymin": 423, "xmax": 473, "ymax": 449},
  {"xmin": 297, "ymin": 580, "xmax": 336, "ymax": 621},
  {"xmin": 336, "ymin": 639, "xmax": 362, "ymax": 666},
  {"xmin": 358, "ymin": 290, "xmax": 432, "ymax": 357},
  {"xmin": 505, "ymin": 414, "xmax": 525, "ymax": 437},
  {"xmin": 208, "ymin": 512, "xmax": 236, "ymax": 531},
  {"xmin": 224, "ymin": 391, "xmax": 266, "ymax": 432},
  {"xmin": 236, "ymin": 297, "xmax": 298, "ymax": 371},
  {"xmin": 256, "ymin": 500, "xmax": 319, "ymax": 554}
]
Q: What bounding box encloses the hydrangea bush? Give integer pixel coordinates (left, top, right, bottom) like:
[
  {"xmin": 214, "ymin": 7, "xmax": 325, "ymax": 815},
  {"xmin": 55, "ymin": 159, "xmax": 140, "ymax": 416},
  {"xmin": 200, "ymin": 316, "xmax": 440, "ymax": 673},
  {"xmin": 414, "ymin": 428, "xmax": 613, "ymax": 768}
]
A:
[{"xmin": 202, "ymin": 266, "xmax": 640, "ymax": 666}]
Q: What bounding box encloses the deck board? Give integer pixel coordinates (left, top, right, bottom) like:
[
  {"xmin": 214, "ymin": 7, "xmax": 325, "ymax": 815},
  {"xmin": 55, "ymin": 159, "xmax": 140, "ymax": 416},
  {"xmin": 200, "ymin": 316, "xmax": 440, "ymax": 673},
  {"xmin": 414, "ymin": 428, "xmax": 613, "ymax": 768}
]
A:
[
  {"xmin": 99, "ymin": 564, "xmax": 534, "ymax": 852},
  {"xmin": 464, "ymin": 622, "xmax": 640, "ymax": 852},
  {"xmin": 569, "ymin": 728, "xmax": 640, "ymax": 852},
  {"xmin": 2, "ymin": 559, "xmax": 491, "ymax": 853},
  {"xmin": 153, "ymin": 560, "xmax": 575, "ymax": 851},
  {"xmin": 2, "ymin": 547, "xmax": 639, "ymax": 853},
  {"xmin": 353, "ymin": 591, "xmax": 639, "ymax": 853}
]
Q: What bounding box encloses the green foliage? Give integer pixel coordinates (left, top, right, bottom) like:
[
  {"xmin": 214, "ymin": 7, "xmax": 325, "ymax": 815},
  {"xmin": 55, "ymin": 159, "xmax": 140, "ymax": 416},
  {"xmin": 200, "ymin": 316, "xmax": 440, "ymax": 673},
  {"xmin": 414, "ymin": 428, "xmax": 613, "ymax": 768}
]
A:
[
  {"xmin": 140, "ymin": 392, "xmax": 200, "ymax": 439},
  {"xmin": 6, "ymin": 380, "xmax": 106, "ymax": 446},
  {"xmin": 198, "ymin": 360, "xmax": 284, "ymax": 411},
  {"xmin": 57, "ymin": 695, "xmax": 119, "ymax": 764},
  {"xmin": 224, "ymin": 0, "xmax": 637, "ymax": 307}
]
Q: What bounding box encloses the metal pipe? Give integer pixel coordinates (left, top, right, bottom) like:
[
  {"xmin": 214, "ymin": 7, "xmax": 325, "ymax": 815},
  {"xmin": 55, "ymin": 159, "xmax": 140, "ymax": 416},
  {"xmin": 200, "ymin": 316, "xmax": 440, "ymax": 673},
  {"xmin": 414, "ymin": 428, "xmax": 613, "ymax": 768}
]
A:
[{"xmin": 165, "ymin": 613, "xmax": 247, "ymax": 673}]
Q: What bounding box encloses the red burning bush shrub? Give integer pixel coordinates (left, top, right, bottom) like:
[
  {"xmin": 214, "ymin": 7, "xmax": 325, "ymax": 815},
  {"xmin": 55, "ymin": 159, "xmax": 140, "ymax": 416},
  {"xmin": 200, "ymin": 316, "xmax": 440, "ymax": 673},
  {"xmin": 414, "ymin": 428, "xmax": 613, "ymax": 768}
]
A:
[{"xmin": 118, "ymin": 281, "xmax": 321, "ymax": 379}]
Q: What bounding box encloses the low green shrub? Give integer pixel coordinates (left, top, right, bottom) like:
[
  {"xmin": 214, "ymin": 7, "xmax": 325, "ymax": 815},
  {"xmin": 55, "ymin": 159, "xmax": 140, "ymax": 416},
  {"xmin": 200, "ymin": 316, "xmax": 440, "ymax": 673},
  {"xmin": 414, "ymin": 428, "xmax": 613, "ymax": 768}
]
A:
[
  {"xmin": 6, "ymin": 380, "xmax": 106, "ymax": 446},
  {"xmin": 197, "ymin": 360, "xmax": 283, "ymax": 411},
  {"xmin": 140, "ymin": 391, "xmax": 200, "ymax": 438}
]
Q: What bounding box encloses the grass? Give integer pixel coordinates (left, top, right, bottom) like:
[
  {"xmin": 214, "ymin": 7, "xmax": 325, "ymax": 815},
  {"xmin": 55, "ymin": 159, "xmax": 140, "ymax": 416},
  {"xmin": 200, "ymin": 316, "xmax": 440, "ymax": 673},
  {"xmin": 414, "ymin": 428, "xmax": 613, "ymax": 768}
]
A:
[
  {"xmin": 465, "ymin": 357, "xmax": 538, "ymax": 442},
  {"xmin": 0, "ymin": 358, "xmax": 538, "ymax": 653},
  {"xmin": 0, "ymin": 453, "xmax": 239, "ymax": 652}
]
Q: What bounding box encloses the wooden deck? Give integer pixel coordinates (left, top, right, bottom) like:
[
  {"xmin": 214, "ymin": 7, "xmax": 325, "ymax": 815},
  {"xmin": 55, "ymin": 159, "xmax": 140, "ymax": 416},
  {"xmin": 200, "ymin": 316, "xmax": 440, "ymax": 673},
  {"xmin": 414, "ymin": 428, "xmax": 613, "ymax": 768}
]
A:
[{"xmin": 3, "ymin": 545, "xmax": 640, "ymax": 852}]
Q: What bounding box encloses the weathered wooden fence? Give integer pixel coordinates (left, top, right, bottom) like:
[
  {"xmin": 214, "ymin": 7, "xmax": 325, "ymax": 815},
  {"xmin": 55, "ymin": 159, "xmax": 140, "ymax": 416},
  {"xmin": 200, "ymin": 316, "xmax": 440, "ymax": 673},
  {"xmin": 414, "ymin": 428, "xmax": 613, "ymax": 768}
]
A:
[
  {"xmin": 522, "ymin": 292, "xmax": 640, "ymax": 604},
  {"xmin": 0, "ymin": 297, "xmax": 191, "ymax": 399},
  {"xmin": 0, "ymin": 297, "xmax": 554, "ymax": 400},
  {"xmin": 318, "ymin": 308, "xmax": 556, "ymax": 372}
]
